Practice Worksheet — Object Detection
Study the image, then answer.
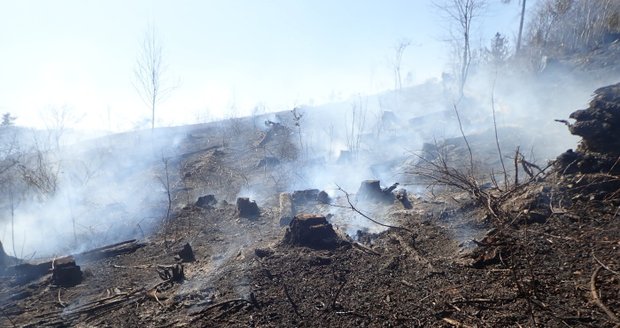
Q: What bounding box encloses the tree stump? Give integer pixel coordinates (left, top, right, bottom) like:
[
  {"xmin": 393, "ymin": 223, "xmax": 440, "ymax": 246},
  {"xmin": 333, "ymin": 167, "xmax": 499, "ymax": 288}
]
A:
[
  {"xmin": 237, "ymin": 197, "xmax": 260, "ymax": 218},
  {"xmin": 317, "ymin": 190, "xmax": 331, "ymax": 204},
  {"xmin": 357, "ymin": 180, "xmax": 383, "ymax": 201},
  {"xmin": 195, "ymin": 195, "xmax": 217, "ymax": 208},
  {"xmin": 51, "ymin": 256, "xmax": 83, "ymax": 287},
  {"xmin": 177, "ymin": 243, "xmax": 195, "ymax": 263},
  {"xmin": 291, "ymin": 189, "xmax": 319, "ymax": 204},
  {"xmin": 283, "ymin": 214, "xmax": 345, "ymax": 249}
]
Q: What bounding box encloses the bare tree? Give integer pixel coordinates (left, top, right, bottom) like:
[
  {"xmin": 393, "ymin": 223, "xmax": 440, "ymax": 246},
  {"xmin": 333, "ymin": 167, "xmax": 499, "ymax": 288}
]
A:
[
  {"xmin": 436, "ymin": 0, "xmax": 487, "ymax": 100},
  {"xmin": 392, "ymin": 39, "xmax": 411, "ymax": 91},
  {"xmin": 134, "ymin": 25, "xmax": 174, "ymax": 130}
]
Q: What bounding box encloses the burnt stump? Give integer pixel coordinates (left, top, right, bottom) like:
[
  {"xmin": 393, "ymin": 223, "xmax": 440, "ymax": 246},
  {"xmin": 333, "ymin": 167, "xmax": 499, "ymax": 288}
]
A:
[
  {"xmin": 52, "ymin": 256, "xmax": 83, "ymax": 287},
  {"xmin": 237, "ymin": 197, "xmax": 260, "ymax": 218},
  {"xmin": 283, "ymin": 214, "xmax": 345, "ymax": 249},
  {"xmin": 195, "ymin": 194, "xmax": 217, "ymax": 208}
]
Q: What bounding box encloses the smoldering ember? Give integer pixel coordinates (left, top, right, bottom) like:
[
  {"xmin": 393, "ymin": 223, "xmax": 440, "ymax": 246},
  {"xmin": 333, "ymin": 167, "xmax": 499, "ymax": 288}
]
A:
[{"xmin": 1, "ymin": 5, "xmax": 620, "ymax": 328}]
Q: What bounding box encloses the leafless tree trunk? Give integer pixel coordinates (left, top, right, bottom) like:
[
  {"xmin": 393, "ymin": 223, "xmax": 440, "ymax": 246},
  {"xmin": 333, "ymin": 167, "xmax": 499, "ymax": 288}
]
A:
[
  {"xmin": 517, "ymin": 0, "xmax": 527, "ymax": 54},
  {"xmin": 392, "ymin": 40, "xmax": 411, "ymax": 91},
  {"xmin": 134, "ymin": 25, "xmax": 174, "ymax": 130},
  {"xmin": 436, "ymin": 0, "xmax": 486, "ymax": 100}
]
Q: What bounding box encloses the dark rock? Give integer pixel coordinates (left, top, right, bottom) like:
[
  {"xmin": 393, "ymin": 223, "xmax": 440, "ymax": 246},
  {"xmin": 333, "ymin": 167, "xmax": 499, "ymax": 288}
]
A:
[
  {"xmin": 283, "ymin": 214, "xmax": 346, "ymax": 249},
  {"xmin": 237, "ymin": 197, "xmax": 260, "ymax": 218},
  {"xmin": 177, "ymin": 243, "xmax": 195, "ymax": 263},
  {"xmin": 51, "ymin": 256, "xmax": 82, "ymax": 287},
  {"xmin": 195, "ymin": 194, "xmax": 217, "ymax": 208}
]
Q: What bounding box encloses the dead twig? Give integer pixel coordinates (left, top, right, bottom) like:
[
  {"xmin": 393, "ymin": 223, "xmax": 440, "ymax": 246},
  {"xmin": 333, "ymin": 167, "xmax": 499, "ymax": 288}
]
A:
[
  {"xmin": 441, "ymin": 317, "xmax": 474, "ymax": 328},
  {"xmin": 491, "ymin": 79, "xmax": 508, "ymax": 191},
  {"xmin": 453, "ymin": 104, "xmax": 474, "ymax": 175},
  {"xmin": 590, "ymin": 265, "xmax": 620, "ymax": 324},
  {"xmin": 189, "ymin": 299, "xmax": 253, "ymax": 322},
  {"xmin": 336, "ymin": 185, "xmax": 413, "ymax": 233},
  {"xmin": 283, "ymin": 283, "xmax": 304, "ymax": 320},
  {"xmin": 352, "ymin": 242, "xmax": 381, "ymax": 256},
  {"xmin": 57, "ymin": 288, "xmax": 66, "ymax": 308},
  {"xmin": 593, "ymin": 253, "xmax": 620, "ymax": 276}
]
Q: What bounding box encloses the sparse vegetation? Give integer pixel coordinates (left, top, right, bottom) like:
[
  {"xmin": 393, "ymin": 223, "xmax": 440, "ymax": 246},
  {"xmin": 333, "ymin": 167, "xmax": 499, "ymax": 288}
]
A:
[{"xmin": 525, "ymin": 0, "xmax": 620, "ymax": 58}]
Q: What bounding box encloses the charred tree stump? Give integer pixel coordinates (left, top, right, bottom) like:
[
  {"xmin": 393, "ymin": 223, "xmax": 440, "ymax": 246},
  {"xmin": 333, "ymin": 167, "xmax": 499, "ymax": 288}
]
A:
[
  {"xmin": 177, "ymin": 243, "xmax": 195, "ymax": 263},
  {"xmin": 356, "ymin": 180, "xmax": 384, "ymax": 202},
  {"xmin": 317, "ymin": 190, "xmax": 331, "ymax": 204},
  {"xmin": 157, "ymin": 264, "xmax": 185, "ymax": 282},
  {"xmin": 283, "ymin": 214, "xmax": 345, "ymax": 249},
  {"xmin": 396, "ymin": 189, "xmax": 412, "ymax": 209},
  {"xmin": 52, "ymin": 256, "xmax": 83, "ymax": 287},
  {"xmin": 291, "ymin": 189, "xmax": 319, "ymax": 204},
  {"xmin": 357, "ymin": 180, "xmax": 396, "ymax": 203},
  {"xmin": 195, "ymin": 195, "xmax": 217, "ymax": 208},
  {"xmin": 237, "ymin": 197, "xmax": 260, "ymax": 218}
]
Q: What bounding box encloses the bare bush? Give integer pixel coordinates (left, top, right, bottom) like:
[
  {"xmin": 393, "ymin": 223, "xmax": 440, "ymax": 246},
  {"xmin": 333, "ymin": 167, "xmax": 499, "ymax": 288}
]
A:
[{"xmin": 526, "ymin": 0, "xmax": 620, "ymax": 57}]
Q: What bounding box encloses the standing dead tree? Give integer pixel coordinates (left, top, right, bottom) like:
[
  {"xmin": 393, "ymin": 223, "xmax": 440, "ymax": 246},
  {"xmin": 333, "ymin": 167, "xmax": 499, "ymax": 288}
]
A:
[
  {"xmin": 501, "ymin": 0, "xmax": 527, "ymax": 54},
  {"xmin": 134, "ymin": 25, "xmax": 174, "ymax": 130},
  {"xmin": 392, "ymin": 39, "xmax": 411, "ymax": 92},
  {"xmin": 436, "ymin": 0, "xmax": 486, "ymax": 100}
]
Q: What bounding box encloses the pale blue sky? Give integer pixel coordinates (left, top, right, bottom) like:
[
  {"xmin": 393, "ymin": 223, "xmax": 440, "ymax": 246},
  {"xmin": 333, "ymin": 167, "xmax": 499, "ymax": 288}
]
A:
[{"xmin": 0, "ymin": 0, "xmax": 528, "ymax": 131}]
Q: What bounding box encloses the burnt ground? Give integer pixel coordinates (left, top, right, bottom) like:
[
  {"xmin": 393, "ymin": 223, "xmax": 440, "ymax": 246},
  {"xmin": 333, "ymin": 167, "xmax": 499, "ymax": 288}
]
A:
[{"xmin": 0, "ymin": 106, "xmax": 619, "ymax": 327}]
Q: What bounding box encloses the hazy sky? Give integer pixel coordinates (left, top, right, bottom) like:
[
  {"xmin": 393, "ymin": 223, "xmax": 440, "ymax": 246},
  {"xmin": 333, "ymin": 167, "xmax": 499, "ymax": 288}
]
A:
[{"xmin": 0, "ymin": 0, "xmax": 529, "ymax": 131}]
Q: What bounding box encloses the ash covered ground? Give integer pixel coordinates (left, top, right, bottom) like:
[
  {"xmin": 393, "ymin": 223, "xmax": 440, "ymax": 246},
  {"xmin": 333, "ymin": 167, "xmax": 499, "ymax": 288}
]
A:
[{"xmin": 1, "ymin": 74, "xmax": 620, "ymax": 327}]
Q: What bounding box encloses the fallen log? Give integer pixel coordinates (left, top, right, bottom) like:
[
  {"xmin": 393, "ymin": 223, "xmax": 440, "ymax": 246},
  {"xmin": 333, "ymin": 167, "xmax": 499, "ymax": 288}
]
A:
[
  {"xmin": 2, "ymin": 239, "xmax": 145, "ymax": 284},
  {"xmin": 74, "ymin": 239, "xmax": 145, "ymax": 262}
]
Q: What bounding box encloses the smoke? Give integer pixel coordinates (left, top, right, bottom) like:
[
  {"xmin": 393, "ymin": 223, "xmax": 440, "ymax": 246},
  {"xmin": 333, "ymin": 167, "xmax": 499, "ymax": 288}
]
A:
[
  {"xmin": 0, "ymin": 127, "xmax": 188, "ymax": 258},
  {"xmin": 2, "ymin": 42, "xmax": 616, "ymax": 260}
]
